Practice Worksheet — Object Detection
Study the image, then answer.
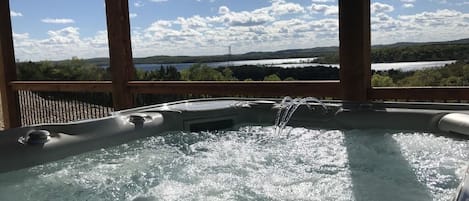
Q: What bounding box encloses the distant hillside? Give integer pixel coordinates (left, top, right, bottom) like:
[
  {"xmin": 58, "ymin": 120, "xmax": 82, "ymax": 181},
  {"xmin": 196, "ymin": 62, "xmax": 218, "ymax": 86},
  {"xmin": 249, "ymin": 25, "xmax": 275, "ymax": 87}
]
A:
[
  {"xmin": 373, "ymin": 38, "xmax": 469, "ymax": 48},
  {"xmin": 85, "ymin": 38, "xmax": 469, "ymax": 65},
  {"xmin": 371, "ymin": 38, "xmax": 469, "ymax": 63},
  {"xmin": 319, "ymin": 38, "xmax": 469, "ymax": 63},
  {"xmin": 132, "ymin": 46, "xmax": 339, "ymax": 64}
]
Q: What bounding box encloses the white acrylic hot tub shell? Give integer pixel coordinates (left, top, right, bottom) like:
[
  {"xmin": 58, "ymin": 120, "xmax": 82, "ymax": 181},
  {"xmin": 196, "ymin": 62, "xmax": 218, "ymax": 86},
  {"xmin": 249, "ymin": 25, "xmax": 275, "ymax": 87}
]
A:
[
  {"xmin": 1, "ymin": 98, "xmax": 469, "ymax": 174},
  {"xmin": 439, "ymin": 113, "xmax": 469, "ymax": 136}
]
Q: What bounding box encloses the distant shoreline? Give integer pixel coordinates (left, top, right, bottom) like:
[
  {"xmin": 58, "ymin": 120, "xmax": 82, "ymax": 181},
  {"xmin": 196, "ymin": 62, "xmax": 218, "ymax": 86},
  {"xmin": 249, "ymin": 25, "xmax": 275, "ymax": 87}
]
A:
[{"xmin": 131, "ymin": 59, "xmax": 456, "ymax": 72}]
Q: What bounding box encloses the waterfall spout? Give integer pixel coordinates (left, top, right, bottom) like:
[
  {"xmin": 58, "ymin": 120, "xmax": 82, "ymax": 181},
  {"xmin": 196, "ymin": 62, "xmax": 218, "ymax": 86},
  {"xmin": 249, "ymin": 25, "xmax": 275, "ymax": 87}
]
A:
[{"xmin": 274, "ymin": 96, "xmax": 327, "ymax": 136}]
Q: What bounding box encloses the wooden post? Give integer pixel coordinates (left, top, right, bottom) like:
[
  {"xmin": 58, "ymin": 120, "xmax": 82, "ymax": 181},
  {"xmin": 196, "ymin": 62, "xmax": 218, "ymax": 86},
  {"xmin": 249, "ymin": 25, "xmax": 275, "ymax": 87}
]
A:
[
  {"xmin": 105, "ymin": 0, "xmax": 135, "ymax": 110},
  {"xmin": 339, "ymin": 0, "xmax": 371, "ymax": 102},
  {"xmin": 0, "ymin": 0, "xmax": 21, "ymax": 128}
]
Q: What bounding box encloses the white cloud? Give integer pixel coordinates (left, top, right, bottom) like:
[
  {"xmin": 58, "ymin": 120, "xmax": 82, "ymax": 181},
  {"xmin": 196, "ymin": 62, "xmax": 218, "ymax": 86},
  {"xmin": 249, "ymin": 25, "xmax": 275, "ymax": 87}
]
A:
[
  {"xmin": 149, "ymin": 0, "xmax": 168, "ymax": 2},
  {"xmin": 211, "ymin": 6, "xmax": 275, "ymax": 27},
  {"xmin": 146, "ymin": 20, "xmax": 172, "ymax": 31},
  {"xmin": 176, "ymin": 15, "xmax": 208, "ymax": 29},
  {"xmin": 270, "ymin": 0, "xmax": 305, "ymax": 16},
  {"xmin": 41, "ymin": 18, "xmax": 75, "ymax": 24},
  {"xmin": 42, "ymin": 27, "xmax": 81, "ymax": 45},
  {"xmin": 311, "ymin": 0, "xmax": 335, "ymax": 2},
  {"xmin": 13, "ymin": 27, "xmax": 110, "ymax": 61},
  {"xmin": 371, "ymin": 2, "xmax": 394, "ymax": 14},
  {"xmin": 218, "ymin": 6, "xmax": 230, "ymax": 15},
  {"xmin": 130, "ymin": 13, "xmax": 138, "ymax": 18},
  {"xmin": 131, "ymin": 5, "xmax": 469, "ymax": 58},
  {"xmin": 227, "ymin": 12, "xmax": 275, "ymax": 26},
  {"xmin": 400, "ymin": 0, "xmax": 415, "ymax": 8},
  {"xmin": 308, "ymin": 4, "xmax": 338, "ymax": 16},
  {"xmin": 10, "ymin": 1, "xmax": 333, "ymax": 60},
  {"xmin": 372, "ymin": 9, "xmax": 469, "ymax": 44},
  {"xmin": 134, "ymin": 1, "xmax": 144, "ymax": 7},
  {"xmin": 11, "ymin": 0, "xmax": 469, "ymax": 61},
  {"xmin": 86, "ymin": 30, "xmax": 108, "ymax": 48},
  {"xmin": 10, "ymin": 11, "xmax": 23, "ymax": 17},
  {"xmin": 128, "ymin": 1, "xmax": 338, "ymax": 57},
  {"xmin": 403, "ymin": 3, "xmax": 414, "ymax": 8},
  {"xmin": 13, "ymin": 32, "xmax": 29, "ymax": 40},
  {"xmin": 398, "ymin": 9, "xmax": 462, "ymax": 25}
]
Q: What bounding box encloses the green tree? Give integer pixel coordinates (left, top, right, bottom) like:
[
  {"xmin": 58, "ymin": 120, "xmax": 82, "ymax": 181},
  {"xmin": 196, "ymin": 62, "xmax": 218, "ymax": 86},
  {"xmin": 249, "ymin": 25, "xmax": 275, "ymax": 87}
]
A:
[
  {"xmin": 222, "ymin": 68, "xmax": 237, "ymax": 81},
  {"xmin": 181, "ymin": 64, "xmax": 224, "ymax": 81},
  {"xmin": 263, "ymin": 74, "xmax": 281, "ymax": 81},
  {"xmin": 371, "ymin": 74, "xmax": 395, "ymax": 87},
  {"xmin": 164, "ymin": 66, "xmax": 181, "ymax": 80},
  {"xmin": 463, "ymin": 64, "xmax": 469, "ymax": 85},
  {"xmin": 16, "ymin": 58, "xmax": 109, "ymax": 81},
  {"xmin": 441, "ymin": 76, "xmax": 463, "ymax": 86},
  {"xmin": 397, "ymin": 70, "xmax": 442, "ymax": 86}
]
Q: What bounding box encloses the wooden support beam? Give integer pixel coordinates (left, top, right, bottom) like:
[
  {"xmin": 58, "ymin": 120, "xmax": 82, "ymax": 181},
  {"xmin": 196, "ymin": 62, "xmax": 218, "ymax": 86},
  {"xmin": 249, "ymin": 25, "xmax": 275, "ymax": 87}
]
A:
[
  {"xmin": 128, "ymin": 81, "xmax": 342, "ymax": 98},
  {"xmin": 105, "ymin": 0, "xmax": 135, "ymax": 110},
  {"xmin": 339, "ymin": 0, "xmax": 371, "ymax": 102},
  {"xmin": 0, "ymin": 1, "xmax": 21, "ymax": 128}
]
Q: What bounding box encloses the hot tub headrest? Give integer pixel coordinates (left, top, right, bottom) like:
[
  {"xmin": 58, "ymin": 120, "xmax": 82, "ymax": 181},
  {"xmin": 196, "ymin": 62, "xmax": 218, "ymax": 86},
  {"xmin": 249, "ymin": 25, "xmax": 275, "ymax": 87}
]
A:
[{"xmin": 438, "ymin": 113, "xmax": 469, "ymax": 136}]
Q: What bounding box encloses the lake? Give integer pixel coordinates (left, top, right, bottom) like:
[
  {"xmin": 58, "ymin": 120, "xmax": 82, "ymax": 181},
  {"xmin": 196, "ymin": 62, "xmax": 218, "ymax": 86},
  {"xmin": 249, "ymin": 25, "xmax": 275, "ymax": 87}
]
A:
[{"xmin": 134, "ymin": 58, "xmax": 457, "ymax": 72}]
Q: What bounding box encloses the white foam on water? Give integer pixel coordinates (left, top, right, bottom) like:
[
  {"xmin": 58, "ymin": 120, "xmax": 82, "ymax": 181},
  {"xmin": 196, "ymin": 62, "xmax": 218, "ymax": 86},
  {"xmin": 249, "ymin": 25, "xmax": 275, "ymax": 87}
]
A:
[
  {"xmin": 393, "ymin": 132, "xmax": 469, "ymax": 201},
  {"xmin": 0, "ymin": 127, "xmax": 467, "ymax": 201}
]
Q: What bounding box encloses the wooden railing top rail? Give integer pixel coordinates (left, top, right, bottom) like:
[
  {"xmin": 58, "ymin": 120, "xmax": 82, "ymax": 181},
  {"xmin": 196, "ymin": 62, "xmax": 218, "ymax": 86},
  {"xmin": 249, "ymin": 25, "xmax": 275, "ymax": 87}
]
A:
[
  {"xmin": 128, "ymin": 80, "xmax": 341, "ymax": 97},
  {"xmin": 10, "ymin": 80, "xmax": 342, "ymax": 97},
  {"xmin": 10, "ymin": 80, "xmax": 469, "ymax": 101},
  {"xmin": 371, "ymin": 87, "xmax": 469, "ymax": 101},
  {"xmin": 10, "ymin": 81, "xmax": 113, "ymax": 92}
]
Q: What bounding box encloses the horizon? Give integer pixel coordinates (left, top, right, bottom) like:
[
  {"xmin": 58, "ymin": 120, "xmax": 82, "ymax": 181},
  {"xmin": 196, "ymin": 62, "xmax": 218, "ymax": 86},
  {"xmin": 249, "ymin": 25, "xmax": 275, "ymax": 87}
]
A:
[
  {"xmin": 21, "ymin": 37, "xmax": 468, "ymax": 62},
  {"xmin": 9, "ymin": 0, "xmax": 469, "ymax": 61}
]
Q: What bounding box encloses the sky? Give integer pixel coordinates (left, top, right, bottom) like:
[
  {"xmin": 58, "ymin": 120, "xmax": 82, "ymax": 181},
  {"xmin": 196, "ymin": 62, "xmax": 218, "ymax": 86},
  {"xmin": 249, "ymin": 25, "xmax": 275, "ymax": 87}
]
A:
[{"xmin": 8, "ymin": 0, "xmax": 469, "ymax": 61}]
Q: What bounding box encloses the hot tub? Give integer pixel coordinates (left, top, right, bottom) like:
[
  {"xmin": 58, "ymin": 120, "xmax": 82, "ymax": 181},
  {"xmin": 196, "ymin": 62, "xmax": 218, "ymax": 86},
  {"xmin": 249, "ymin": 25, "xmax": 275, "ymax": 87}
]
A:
[{"xmin": 0, "ymin": 98, "xmax": 469, "ymax": 201}]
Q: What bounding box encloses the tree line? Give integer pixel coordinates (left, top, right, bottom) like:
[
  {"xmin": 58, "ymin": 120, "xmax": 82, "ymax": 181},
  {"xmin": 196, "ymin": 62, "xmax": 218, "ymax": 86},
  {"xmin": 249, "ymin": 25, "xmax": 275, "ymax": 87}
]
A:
[
  {"xmin": 316, "ymin": 43, "xmax": 469, "ymax": 64},
  {"xmin": 16, "ymin": 59, "xmax": 339, "ymax": 82},
  {"xmin": 85, "ymin": 38, "xmax": 469, "ymax": 66},
  {"xmin": 16, "ymin": 57, "xmax": 469, "ymax": 87},
  {"xmin": 15, "ymin": 57, "xmax": 469, "ymax": 106},
  {"xmin": 372, "ymin": 61, "xmax": 469, "ymax": 87}
]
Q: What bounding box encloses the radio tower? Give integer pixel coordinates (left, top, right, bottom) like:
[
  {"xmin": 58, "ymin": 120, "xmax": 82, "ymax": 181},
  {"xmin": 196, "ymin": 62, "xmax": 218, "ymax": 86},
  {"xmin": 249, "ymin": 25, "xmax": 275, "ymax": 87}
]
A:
[{"xmin": 228, "ymin": 45, "xmax": 232, "ymax": 67}]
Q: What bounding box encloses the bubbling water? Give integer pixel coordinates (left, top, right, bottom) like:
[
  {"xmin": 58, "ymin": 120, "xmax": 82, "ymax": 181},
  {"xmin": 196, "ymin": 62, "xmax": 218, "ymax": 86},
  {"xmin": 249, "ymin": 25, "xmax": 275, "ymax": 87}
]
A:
[{"xmin": 0, "ymin": 127, "xmax": 467, "ymax": 201}]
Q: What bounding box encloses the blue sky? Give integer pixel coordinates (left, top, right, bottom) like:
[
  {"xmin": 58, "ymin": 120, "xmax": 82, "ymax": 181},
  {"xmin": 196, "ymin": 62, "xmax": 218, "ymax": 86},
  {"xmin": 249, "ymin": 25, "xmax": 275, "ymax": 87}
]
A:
[{"xmin": 8, "ymin": 0, "xmax": 469, "ymax": 61}]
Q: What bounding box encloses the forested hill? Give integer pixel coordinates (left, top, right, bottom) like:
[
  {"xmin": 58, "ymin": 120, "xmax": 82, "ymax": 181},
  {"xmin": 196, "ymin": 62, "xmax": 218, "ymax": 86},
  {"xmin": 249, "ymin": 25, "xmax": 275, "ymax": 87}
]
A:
[
  {"xmin": 371, "ymin": 38, "xmax": 469, "ymax": 63},
  {"xmin": 86, "ymin": 38, "xmax": 469, "ymax": 65},
  {"xmin": 86, "ymin": 46, "xmax": 338, "ymax": 66},
  {"xmin": 372, "ymin": 38, "xmax": 469, "ymax": 48}
]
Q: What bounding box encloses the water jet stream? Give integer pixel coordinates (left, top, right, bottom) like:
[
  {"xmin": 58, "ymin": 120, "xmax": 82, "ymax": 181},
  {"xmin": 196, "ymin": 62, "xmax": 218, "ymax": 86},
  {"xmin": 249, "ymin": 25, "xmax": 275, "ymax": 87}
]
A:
[{"xmin": 274, "ymin": 96, "xmax": 326, "ymax": 136}]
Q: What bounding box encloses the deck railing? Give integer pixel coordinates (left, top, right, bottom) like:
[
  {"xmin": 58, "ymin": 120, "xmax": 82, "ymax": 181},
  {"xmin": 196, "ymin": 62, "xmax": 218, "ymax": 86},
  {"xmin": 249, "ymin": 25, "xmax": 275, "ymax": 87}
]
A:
[
  {"xmin": 10, "ymin": 81, "xmax": 343, "ymax": 125},
  {"xmin": 12, "ymin": 81, "xmax": 469, "ymax": 101},
  {"xmin": 7, "ymin": 80, "xmax": 469, "ymax": 126}
]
